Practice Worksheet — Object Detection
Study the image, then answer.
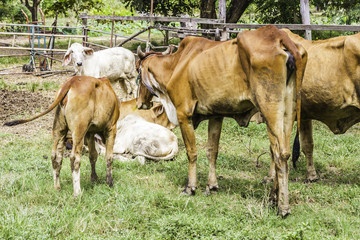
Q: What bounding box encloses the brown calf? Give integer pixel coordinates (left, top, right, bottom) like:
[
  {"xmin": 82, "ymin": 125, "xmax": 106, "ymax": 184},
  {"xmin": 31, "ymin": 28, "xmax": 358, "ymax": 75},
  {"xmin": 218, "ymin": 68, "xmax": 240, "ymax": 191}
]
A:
[{"xmin": 4, "ymin": 76, "xmax": 120, "ymax": 196}]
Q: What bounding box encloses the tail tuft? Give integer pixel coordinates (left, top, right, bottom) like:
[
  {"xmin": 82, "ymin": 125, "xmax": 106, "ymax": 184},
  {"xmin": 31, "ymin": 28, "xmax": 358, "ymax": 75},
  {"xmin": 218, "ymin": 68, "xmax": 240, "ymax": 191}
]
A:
[
  {"xmin": 3, "ymin": 120, "xmax": 26, "ymax": 126},
  {"xmin": 292, "ymin": 132, "xmax": 300, "ymax": 169}
]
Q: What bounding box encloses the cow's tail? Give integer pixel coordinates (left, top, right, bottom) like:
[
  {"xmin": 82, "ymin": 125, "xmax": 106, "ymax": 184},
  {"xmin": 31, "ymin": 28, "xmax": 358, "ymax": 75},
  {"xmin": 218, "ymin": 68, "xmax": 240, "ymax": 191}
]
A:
[
  {"xmin": 278, "ymin": 29, "xmax": 307, "ymax": 169},
  {"xmin": 4, "ymin": 77, "xmax": 76, "ymax": 126}
]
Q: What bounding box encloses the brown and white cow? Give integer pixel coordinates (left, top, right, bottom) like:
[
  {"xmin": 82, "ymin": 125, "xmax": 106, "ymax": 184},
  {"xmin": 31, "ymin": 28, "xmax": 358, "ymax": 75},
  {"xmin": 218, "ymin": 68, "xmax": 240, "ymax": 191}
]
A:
[
  {"xmin": 264, "ymin": 29, "xmax": 360, "ymax": 183},
  {"xmin": 136, "ymin": 25, "xmax": 307, "ymax": 216},
  {"xmin": 4, "ymin": 76, "xmax": 120, "ymax": 196}
]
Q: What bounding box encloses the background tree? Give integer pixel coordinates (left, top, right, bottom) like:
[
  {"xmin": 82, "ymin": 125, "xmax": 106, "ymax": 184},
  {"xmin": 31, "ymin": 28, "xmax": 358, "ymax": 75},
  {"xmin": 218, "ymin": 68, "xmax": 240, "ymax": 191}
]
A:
[
  {"xmin": 123, "ymin": 0, "xmax": 198, "ymax": 17},
  {"xmin": 41, "ymin": 0, "xmax": 104, "ymax": 18},
  {"xmin": 252, "ymin": 0, "xmax": 301, "ymax": 24},
  {"xmin": 20, "ymin": 0, "xmax": 42, "ymax": 22},
  {"xmin": 314, "ymin": 0, "xmax": 360, "ymax": 25},
  {"xmin": 0, "ymin": 0, "xmax": 28, "ymax": 22}
]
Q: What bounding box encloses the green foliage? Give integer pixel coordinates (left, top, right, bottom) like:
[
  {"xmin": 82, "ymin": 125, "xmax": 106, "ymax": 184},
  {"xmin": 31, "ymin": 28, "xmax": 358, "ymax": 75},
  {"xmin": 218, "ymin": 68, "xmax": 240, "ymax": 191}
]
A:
[
  {"xmin": 0, "ymin": 0, "xmax": 28, "ymax": 22},
  {"xmin": 41, "ymin": 0, "xmax": 104, "ymax": 18},
  {"xmin": 123, "ymin": 0, "xmax": 198, "ymax": 17},
  {"xmin": 252, "ymin": 0, "xmax": 302, "ymax": 24},
  {"xmin": 314, "ymin": 0, "xmax": 360, "ymax": 25}
]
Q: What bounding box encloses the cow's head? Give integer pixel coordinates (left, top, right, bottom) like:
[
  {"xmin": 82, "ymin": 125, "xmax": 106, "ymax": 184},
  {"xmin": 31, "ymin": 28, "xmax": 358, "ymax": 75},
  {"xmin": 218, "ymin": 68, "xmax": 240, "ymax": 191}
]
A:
[
  {"xmin": 136, "ymin": 45, "xmax": 171, "ymax": 110},
  {"xmin": 63, "ymin": 43, "xmax": 94, "ymax": 67}
]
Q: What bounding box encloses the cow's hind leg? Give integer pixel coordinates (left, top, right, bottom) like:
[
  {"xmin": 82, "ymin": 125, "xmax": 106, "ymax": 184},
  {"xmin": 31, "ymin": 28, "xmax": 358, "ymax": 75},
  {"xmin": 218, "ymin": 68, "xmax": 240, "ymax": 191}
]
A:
[
  {"xmin": 300, "ymin": 120, "xmax": 318, "ymax": 181},
  {"xmin": 104, "ymin": 127, "xmax": 117, "ymax": 187},
  {"xmin": 51, "ymin": 107, "xmax": 68, "ymax": 191},
  {"xmin": 70, "ymin": 125, "xmax": 88, "ymax": 196},
  {"xmin": 205, "ymin": 117, "xmax": 223, "ymax": 195},
  {"xmin": 87, "ymin": 133, "xmax": 98, "ymax": 182}
]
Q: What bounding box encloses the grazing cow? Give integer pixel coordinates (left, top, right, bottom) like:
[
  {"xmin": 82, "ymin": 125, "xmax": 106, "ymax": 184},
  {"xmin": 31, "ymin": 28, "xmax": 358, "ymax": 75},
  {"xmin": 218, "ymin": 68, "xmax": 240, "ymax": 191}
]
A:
[
  {"xmin": 4, "ymin": 76, "xmax": 120, "ymax": 196},
  {"xmin": 119, "ymin": 98, "xmax": 175, "ymax": 129},
  {"xmin": 264, "ymin": 29, "xmax": 360, "ymax": 183},
  {"xmin": 63, "ymin": 43, "xmax": 137, "ymax": 100},
  {"xmin": 136, "ymin": 25, "xmax": 307, "ymax": 216},
  {"xmin": 96, "ymin": 114, "xmax": 178, "ymax": 163}
]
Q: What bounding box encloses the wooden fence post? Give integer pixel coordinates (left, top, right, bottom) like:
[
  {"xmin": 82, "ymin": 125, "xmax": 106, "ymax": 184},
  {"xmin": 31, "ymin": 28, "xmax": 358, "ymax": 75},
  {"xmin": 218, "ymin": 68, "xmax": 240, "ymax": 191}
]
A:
[
  {"xmin": 300, "ymin": 0, "xmax": 312, "ymax": 40},
  {"xmin": 110, "ymin": 12, "xmax": 115, "ymax": 47},
  {"xmin": 219, "ymin": 0, "xmax": 228, "ymax": 41},
  {"xmin": 82, "ymin": 13, "xmax": 88, "ymax": 46}
]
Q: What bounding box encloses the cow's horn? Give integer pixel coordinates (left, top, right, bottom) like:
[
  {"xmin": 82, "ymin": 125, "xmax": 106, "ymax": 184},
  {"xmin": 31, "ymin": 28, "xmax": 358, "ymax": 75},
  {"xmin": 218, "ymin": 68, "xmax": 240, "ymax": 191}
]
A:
[
  {"xmin": 162, "ymin": 46, "xmax": 171, "ymax": 55},
  {"xmin": 137, "ymin": 45, "xmax": 146, "ymax": 59}
]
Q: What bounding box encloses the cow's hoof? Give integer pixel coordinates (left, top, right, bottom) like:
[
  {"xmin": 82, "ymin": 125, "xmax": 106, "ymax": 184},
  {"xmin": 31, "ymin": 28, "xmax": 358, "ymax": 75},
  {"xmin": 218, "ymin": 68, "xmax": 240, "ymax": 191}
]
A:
[
  {"xmin": 54, "ymin": 185, "xmax": 61, "ymax": 191},
  {"xmin": 306, "ymin": 171, "xmax": 319, "ymax": 182},
  {"xmin": 278, "ymin": 205, "xmax": 291, "ymax": 217},
  {"xmin": 73, "ymin": 190, "xmax": 82, "ymax": 197},
  {"xmin": 205, "ymin": 184, "xmax": 218, "ymax": 196},
  {"xmin": 182, "ymin": 186, "xmax": 196, "ymax": 196},
  {"xmin": 262, "ymin": 175, "xmax": 274, "ymax": 183}
]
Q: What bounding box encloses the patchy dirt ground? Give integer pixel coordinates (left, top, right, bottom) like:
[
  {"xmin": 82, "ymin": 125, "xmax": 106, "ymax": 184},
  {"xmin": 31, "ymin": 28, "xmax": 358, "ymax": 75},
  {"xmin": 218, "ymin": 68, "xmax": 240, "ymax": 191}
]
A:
[
  {"xmin": 0, "ymin": 89, "xmax": 52, "ymax": 122},
  {"xmin": 0, "ymin": 88, "xmax": 55, "ymax": 137},
  {"xmin": 0, "ymin": 68, "xmax": 71, "ymax": 137}
]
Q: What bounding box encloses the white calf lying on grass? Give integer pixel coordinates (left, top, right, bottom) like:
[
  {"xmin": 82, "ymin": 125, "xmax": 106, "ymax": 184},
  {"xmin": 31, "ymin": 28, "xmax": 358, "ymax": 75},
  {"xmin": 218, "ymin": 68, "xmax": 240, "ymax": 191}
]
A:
[{"xmin": 96, "ymin": 114, "xmax": 178, "ymax": 164}]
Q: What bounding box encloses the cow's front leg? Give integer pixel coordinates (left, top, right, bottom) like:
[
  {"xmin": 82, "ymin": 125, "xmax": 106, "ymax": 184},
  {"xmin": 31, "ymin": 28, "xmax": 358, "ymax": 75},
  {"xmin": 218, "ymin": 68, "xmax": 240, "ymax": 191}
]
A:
[
  {"xmin": 178, "ymin": 115, "xmax": 197, "ymax": 195},
  {"xmin": 300, "ymin": 120, "xmax": 318, "ymax": 182},
  {"xmin": 205, "ymin": 117, "xmax": 223, "ymax": 195},
  {"xmin": 270, "ymin": 149, "xmax": 290, "ymax": 217},
  {"xmin": 104, "ymin": 127, "xmax": 117, "ymax": 187}
]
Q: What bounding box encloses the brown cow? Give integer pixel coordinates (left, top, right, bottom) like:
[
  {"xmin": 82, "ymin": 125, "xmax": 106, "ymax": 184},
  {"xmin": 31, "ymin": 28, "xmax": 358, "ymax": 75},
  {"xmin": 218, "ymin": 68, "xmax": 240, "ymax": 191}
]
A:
[
  {"xmin": 264, "ymin": 29, "xmax": 360, "ymax": 183},
  {"xmin": 4, "ymin": 76, "xmax": 120, "ymax": 196},
  {"xmin": 136, "ymin": 25, "xmax": 307, "ymax": 216},
  {"xmin": 119, "ymin": 98, "xmax": 175, "ymax": 129}
]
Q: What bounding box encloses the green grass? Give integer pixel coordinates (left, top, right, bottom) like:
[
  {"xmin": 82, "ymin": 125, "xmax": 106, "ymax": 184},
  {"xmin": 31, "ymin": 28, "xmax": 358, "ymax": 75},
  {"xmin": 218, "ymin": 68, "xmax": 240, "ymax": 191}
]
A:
[
  {"xmin": 0, "ymin": 79, "xmax": 60, "ymax": 91},
  {"xmin": 1, "ymin": 118, "xmax": 360, "ymax": 239},
  {"xmin": 0, "ymin": 56, "xmax": 29, "ymax": 66}
]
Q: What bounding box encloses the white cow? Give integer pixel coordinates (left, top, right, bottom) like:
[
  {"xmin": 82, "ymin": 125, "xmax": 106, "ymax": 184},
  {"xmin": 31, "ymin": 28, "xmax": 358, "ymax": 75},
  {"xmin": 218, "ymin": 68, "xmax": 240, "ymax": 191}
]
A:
[
  {"xmin": 63, "ymin": 43, "xmax": 137, "ymax": 100},
  {"xmin": 96, "ymin": 114, "xmax": 178, "ymax": 164}
]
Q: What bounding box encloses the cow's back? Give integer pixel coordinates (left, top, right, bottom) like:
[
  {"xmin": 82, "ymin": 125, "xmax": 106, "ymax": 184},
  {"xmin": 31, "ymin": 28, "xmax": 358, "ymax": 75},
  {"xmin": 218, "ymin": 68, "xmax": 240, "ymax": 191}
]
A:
[{"xmin": 90, "ymin": 47, "xmax": 136, "ymax": 81}]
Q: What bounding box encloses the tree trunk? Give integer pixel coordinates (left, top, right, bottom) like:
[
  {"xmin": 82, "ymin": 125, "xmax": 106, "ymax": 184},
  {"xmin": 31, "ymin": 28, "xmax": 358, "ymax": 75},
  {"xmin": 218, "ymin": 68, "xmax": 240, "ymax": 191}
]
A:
[
  {"xmin": 226, "ymin": 0, "xmax": 253, "ymax": 23},
  {"xmin": 22, "ymin": 0, "xmax": 41, "ymax": 23},
  {"xmin": 30, "ymin": 7, "xmax": 38, "ymax": 23},
  {"xmin": 200, "ymin": 0, "xmax": 217, "ymax": 30},
  {"xmin": 300, "ymin": 0, "xmax": 311, "ymax": 40}
]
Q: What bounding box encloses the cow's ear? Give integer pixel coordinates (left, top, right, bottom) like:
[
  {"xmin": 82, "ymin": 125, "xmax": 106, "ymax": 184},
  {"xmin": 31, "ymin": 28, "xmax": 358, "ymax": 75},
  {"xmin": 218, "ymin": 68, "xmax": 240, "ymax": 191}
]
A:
[
  {"xmin": 84, "ymin": 47, "xmax": 94, "ymax": 56},
  {"xmin": 63, "ymin": 50, "xmax": 72, "ymax": 66},
  {"xmin": 151, "ymin": 105, "xmax": 164, "ymax": 117}
]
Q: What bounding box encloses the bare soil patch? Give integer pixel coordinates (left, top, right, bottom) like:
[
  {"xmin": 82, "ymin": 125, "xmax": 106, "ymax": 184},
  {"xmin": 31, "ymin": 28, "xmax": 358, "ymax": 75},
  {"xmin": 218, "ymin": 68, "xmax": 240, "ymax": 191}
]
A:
[{"xmin": 0, "ymin": 89, "xmax": 54, "ymax": 137}]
